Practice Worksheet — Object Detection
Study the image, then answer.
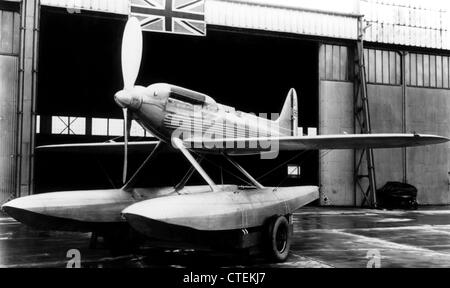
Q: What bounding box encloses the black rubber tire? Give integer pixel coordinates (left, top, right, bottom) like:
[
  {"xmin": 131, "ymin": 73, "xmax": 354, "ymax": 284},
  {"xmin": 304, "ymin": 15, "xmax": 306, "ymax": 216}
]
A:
[{"xmin": 264, "ymin": 216, "xmax": 291, "ymax": 262}]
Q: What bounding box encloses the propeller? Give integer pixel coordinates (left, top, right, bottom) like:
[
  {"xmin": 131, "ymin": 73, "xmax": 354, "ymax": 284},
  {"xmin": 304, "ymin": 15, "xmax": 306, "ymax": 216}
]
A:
[
  {"xmin": 121, "ymin": 17, "xmax": 143, "ymax": 91},
  {"xmin": 122, "ymin": 108, "xmax": 133, "ymax": 184},
  {"xmin": 117, "ymin": 17, "xmax": 143, "ymax": 184}
]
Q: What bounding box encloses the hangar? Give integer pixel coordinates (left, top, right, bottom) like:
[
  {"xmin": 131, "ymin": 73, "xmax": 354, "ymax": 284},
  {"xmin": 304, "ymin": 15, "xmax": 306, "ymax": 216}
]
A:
[{"xmin": 0, "ymin": 0, "xmax": 449, "ymax": 208}]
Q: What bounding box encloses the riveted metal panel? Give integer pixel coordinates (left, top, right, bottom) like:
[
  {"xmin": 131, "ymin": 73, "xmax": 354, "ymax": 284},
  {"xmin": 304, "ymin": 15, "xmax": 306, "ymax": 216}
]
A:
[
  {"xmin": 206, "ymin": 0, "xmax": 359, "ymax": 39},
  {"xmin": 39, "ymin": 0, "xmax": 360, "ymax": 39},
  {"xmin": 39, "ymin": 0, "xmax": 450, "ymax": 50},
  {"xmin": 0, "ymin": 9, "xmax": 20, "ymax": 54},
  {"xmin": 0, "ymin": 55, "xmax": 19, "ymax": 204},
  {"xmin": 40, "ymin": 0, "xmax": 130, "ymax": 15},
  {"xmin": 361, "ymin": 0, "xmax": 450, "ymax": 50}
]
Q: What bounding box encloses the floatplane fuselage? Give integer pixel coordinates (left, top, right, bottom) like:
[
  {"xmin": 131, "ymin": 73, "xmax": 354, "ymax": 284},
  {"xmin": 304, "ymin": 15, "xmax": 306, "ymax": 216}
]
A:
[
  {"xmin": 116, "ymin": 82, "xmax": 295, "ymax": 156},
  {"xmin": 2, "ymin": 81, "xmax": 317, "ymax": 261}
]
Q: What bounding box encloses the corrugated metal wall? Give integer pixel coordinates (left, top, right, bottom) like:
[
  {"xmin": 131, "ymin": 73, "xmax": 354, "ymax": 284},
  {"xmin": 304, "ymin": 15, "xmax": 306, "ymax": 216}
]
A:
[
  {"xmin": 39, "ymin": 0, "xmax": 360, "ymax": 40},
  {"xmin": 362, "ymin": 49, "xmax": 450, "ymax": 87},
  {"xmin": 0, "ymin": 8, "xmax": 20, "ymax": 55},
  {"xmin": 363, "ymin": 48, "xmax": 402, "ymax": 85},
  {"xmin": 206, "ymin": 0, "xmax": 358, "ymax": 40},
  {"xmin": 40, "ymin": 0, "xmax": 129, "ymax": 14},
  {"xmin": 406, "ymin": 53, "xmax": 450, "ymax": 88},
  {"xmin": 361, "ymin": 0, "xmax": 450, "ymax": 50},
  {"xmin": 319, "ymin": 44, "xmax": 353, "ymax": 81},
  {"xmin": 0, "ymin": 9, "xmax": 20, "ymax": 204},
  {"xmin": 319, "ymin": 43, "xmax": 450, "ymax": 205},
  {"xmin": 39, "ymin": 0, "xmax": 450, "ymax": 51}
]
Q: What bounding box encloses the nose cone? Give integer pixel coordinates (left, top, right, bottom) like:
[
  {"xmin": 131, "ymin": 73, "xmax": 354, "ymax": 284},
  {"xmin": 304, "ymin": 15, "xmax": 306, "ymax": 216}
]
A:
[
  {"xmin": 1, "ymin": 197, "xmax": 39, "ymax": 226},
  {"xmin": 114, "ymin": 88, "xmax": 143, "ymax": 110},
  {"xmin": 114, "ymin": 90, "xmax": 133, "ymax": 108},
  {"xmin": 1, "ymin": 189, "xmax": 134, "ymax": 231},
  {"xmin": 2, "ymin": 197, "xmax": 34, "ymax": 213}
]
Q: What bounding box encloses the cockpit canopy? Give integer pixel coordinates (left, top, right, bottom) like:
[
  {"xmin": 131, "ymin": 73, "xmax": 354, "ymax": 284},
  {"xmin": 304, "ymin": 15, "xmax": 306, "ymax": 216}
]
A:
[
  {"xmin": 169, "ymin": 85, "xmax": 208, "ymax": 105},
  {"xmin": 148, "ymin": 83, "xmax": 217, "ymax": 107}
]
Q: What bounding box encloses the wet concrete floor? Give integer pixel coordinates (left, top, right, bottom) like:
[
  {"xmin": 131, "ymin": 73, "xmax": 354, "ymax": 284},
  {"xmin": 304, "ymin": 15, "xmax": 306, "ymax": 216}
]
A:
[{"xmin": 1, "ymin": 207, "xmax": 449, "ymax": 268}]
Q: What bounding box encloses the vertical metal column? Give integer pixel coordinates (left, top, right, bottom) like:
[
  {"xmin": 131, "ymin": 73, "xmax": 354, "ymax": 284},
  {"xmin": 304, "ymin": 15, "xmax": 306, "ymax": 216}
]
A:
[
  {"xmin": 401, "ymin": 51, "xmax": 408, "ymax": 184},
  {"xmin": 354, "ymin": 17, "xmax": 377, "ymax": 208},
  {"xmin": 16, "ymin": 0, "xmax": 39, "ymax": 197}
]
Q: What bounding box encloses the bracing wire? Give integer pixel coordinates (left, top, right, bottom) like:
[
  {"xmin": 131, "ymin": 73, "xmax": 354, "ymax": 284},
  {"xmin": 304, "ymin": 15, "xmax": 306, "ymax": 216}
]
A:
[{"xmin": 190, "ymin": 150, "xmax": 254, "ymax": 186}]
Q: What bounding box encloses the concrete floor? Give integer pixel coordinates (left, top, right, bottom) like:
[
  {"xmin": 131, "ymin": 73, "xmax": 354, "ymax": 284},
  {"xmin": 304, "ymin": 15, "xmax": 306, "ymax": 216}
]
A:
[{"xmin": 1, "ymin": 207, "xmax": 450, "ymax": 268}]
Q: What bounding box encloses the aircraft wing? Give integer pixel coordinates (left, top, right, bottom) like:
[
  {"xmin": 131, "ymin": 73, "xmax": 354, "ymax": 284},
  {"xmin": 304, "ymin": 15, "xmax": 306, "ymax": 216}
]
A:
[
  {"xmin": 36, "ymin": 141, "xmax": 162, "ymax": 154},
  {"xmin": 35, "ymin": 134, "xmax": 449, "ymax": 154},
  {"xmin": 183, "ymin": 133, "xmax": 449, "ymax": 152}
]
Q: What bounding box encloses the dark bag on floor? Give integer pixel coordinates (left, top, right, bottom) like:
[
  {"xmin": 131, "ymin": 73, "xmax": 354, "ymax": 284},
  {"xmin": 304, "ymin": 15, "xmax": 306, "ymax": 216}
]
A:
[{"xmin": 376, "ymin": 181, "xmax": 418, "ymax": 210}]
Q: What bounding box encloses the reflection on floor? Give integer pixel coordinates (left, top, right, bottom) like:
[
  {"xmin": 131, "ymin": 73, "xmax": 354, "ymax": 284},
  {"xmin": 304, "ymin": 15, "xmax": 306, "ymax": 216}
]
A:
[{"xmin": 1, "ymin": 207, "xmax": 450, "ymax": 268}]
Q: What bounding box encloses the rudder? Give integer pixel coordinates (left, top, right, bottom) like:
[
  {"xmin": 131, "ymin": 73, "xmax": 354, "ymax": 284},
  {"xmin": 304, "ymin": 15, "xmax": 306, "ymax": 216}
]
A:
[{"xmin": 276, "ymin": 88, "xmax": 298, "ymax": 136}]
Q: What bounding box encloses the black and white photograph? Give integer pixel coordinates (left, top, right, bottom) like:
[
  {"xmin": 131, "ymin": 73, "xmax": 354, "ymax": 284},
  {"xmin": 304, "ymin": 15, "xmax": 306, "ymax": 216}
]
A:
[{"xmin": 0, "ymin": 0, "xmax": 449, "ymax": 276}]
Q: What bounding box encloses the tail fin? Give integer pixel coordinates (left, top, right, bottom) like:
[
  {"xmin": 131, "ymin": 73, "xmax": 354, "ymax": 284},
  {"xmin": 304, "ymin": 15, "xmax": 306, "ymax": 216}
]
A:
[{"xmin": 276, "ymin": 88, "xmax": 298, "ymax": 136}]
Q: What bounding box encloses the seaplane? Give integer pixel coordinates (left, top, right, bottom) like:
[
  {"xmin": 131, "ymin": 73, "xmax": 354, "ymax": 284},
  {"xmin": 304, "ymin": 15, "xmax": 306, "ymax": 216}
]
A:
[{"xmin": 2, "ymin": 18, "xmax": 449, "ymax": 262}]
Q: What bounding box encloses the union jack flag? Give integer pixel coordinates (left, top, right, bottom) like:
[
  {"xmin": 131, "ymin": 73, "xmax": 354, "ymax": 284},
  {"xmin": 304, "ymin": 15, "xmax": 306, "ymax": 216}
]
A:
[{"xmin": 130, "ymin": 0, "xmax": 206, "ymax": 36}]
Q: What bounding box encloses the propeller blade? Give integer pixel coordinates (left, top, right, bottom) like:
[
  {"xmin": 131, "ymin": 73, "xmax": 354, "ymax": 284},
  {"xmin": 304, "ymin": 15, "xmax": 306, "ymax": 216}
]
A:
[
  {"xmin": 119, "ymin": 17, "xmax": 142, "ymax": 184},
  {"xmin": 121, "ymin": 17, "xmax": 143, "ymax": 90},
  {"xmin": 122, "ymin": 108, "xmax": 132, "ymax": 184}
]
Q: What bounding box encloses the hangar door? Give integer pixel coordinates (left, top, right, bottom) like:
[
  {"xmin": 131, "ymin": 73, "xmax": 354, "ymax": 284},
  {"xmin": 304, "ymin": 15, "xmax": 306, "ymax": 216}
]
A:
[
  {"xmin": 0, "ymin": 5, "xmax": 20, "ymax": 204},
  {"xmin": 35, "ymin": 7, "xmax": 319, "ymax": 193}
]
